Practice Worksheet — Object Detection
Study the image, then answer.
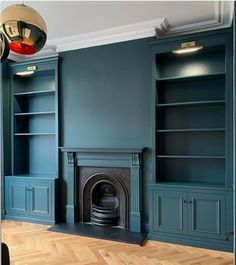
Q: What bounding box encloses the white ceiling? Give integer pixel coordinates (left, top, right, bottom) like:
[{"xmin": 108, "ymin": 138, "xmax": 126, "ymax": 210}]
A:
[{"xmin": 1, "ymin": 1, "xmax": 234, "ymax": 56}]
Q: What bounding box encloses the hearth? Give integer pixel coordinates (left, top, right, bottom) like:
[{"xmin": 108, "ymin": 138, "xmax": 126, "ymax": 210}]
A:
[{"xmin": 49, "ymin": 223, "xmax": 147, "ymax": 245}]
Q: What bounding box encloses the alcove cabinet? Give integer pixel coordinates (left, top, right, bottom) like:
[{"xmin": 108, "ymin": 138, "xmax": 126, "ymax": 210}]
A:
[
  {"xmin": 5, "ymin": 177, "xmax": 56, "ymax": 223},
  {"xmin": 149, "ymin": 29, "xmax": 233, "ymax": 251},
  {"xmin": 5, "ymin": 57, "xmax": 59, "ymax": 224},
  {"xmin": 150, "ymin": 186, "xmax": 232, "ymax": 239}
]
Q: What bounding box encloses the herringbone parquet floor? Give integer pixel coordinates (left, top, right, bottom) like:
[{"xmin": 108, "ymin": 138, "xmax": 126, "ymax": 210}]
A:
[{"xmin": 2, "ymin": 221, "xmax": 234, "ymax": 265}]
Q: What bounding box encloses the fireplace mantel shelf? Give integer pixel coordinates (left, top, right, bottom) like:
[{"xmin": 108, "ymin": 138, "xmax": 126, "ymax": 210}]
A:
[{"xmin": 59, "ymin": 147, "xmax": 144, "ymax": 154}]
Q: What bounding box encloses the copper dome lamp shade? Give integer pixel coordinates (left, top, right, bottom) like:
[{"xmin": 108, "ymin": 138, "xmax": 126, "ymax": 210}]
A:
[{"xmin": 0, "ymin": 3, "xmax": 47, "ymax": 60}]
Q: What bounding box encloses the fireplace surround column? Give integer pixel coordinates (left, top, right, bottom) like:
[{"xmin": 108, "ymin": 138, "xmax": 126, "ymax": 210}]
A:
[
  {"xmin": 66, "ymin": 152, "xmax": 78, "ymax": 223},
  {"xmin": 131, "ymin": 153, "xmax": 142, "ymax": 232},
  {"xmin": 61, "ymin": 148, "xmax": 144, "ymax": 232}
]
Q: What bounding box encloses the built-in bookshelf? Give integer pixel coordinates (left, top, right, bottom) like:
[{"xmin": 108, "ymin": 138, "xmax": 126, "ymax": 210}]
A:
[
  {"xmin": 10, "ymin": 58, "xmax": 58, "ymax": 177},
  {"xmin": 155, "ymin": 45, "xmax": 227, "ymax": 187}
]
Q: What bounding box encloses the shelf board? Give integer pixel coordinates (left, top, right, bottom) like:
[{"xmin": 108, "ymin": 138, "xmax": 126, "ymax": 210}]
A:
[
  {"xmin": 156, "ymin": 128, "xmax": 226, "ymax": 133},
  {"xmin": 14, "ymin": 90, "xmax": 55, "ymax": 97},
  {"xmin": 156, "ymin": 72, "xmax": 225, "ymax": 82},
  {"xmin": 155, "ymin": 181, "xmax": 225, "ymax": 189},
  {"xmin": 14, "ymin": 111, "xmax": 56, "ymax": 116},
  {"xmin": 156, "ymin": 100, "xmax": 225, "ymax": 107},
  {"xmin": 157, "ymin": 155, "xmax": 225, "ymax": 159},
  {"xmin": 7, "ymin": 174, "xmax": 57, "ymax": 180},
  {"xmin": 14, "ymin": 133, "xmax": 56, "ymax": 136}
]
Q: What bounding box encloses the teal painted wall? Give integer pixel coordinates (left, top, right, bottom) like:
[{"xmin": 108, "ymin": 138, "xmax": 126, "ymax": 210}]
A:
[
  {"xmin": 3, "ymin": 62, "xmax": 11, "ymax": 176},
  {"xmin": 59, "ymin": 38, "xmax": 153, "ymax": 228},
  {"xmin": 233, "ymin": 3, "xmax": 236, "ymax": 253},
  {"xmin": 1, "ymin": 61, "xmax": 11, "ymax": 217}
]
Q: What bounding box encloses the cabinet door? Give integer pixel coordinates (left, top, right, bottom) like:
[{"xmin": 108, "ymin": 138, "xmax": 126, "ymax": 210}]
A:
[
  {"xmin": 188, "ymin": 193, "xmax": 226, "ymax": 240},
  {"xmin": 29, "ymin": 181, "xmax": 53, "ymax": 219},
  {"xmin": 151, "ymin": 190, "xmax": 188, "ymax": 235},
  {"xmin": 6, "ymin": 180, "xmax": 29, "ymax": 216}
]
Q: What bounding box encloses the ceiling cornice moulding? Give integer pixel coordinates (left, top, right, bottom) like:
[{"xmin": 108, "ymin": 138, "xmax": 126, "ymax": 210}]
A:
[
  {"xmin": 9, "ymin": 0, "xmax": 233, "ymax": 61},
  {"xmin": 49, "ymin": 0, "xmax": 233, "ymax": 53},
  {"xmin": 47, "ymin": 18, "xmax": 166, "ymax": 52},
  {"xmin": 167, "ymin": 1, "xmax": 233, "ymax": 35},
  {"xmin": 8, "ymin": 45, "xmax": 58, "ymax": 62}
]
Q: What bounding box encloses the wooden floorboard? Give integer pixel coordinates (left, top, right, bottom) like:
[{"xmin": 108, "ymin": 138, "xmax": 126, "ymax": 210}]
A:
[{"xmin": 2, "ymin": 221, "xmax": 234, "ymax": 265}]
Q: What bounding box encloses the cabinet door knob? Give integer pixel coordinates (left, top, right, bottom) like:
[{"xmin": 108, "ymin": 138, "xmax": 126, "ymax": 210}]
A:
[
  {"xmin": 189, "ymin": 201, "xmax": 192, "ymax": 204},
  {"xmin": 183, "ymin": 200, "xmax": 187, "ymax": 203}
]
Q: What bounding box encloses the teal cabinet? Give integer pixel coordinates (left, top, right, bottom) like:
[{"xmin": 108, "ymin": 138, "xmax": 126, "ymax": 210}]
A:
[
  {"xmin": 149, "ymin": 186, "xmax": 232, "ymax": 251},
  {"xmin": 5, "ymin": 177, "xmax": 56, "ymax": 224},
  {"xmin": 151, "ymin": 190, "xmax": 187, "ymax": 235},
  {"xmin": 7, "ymin": 180, "xmax": 28, "ymax": 216},
  {"xmin": 188, "ymin": 193, "xmax": 225, "ymax": 240},
  {"xmin": 29, "ymin": 181, "xmax": 53, "ymax": 219}
]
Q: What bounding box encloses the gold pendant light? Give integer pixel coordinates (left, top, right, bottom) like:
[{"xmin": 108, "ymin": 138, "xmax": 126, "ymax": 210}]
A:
[{"xmin": 0, "ymin": 3, "xmax": 47, "ymax": 56}]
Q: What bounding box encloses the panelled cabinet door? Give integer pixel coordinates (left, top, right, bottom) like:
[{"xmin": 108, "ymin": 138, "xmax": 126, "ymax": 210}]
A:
[
  {"xmin": 152, "ymin": 190, "xmax": 188, "ymax": 235},
  {"xmin": 188, "ymin": 193, "xmax": 226, "ymax": 240},
  {"xmin": 6, "ymin": 180, "xmax": 29, "ymax": 216},
  {"xmin": 29, "ymin": 181, "xmax": 53, "ymax": 218}
]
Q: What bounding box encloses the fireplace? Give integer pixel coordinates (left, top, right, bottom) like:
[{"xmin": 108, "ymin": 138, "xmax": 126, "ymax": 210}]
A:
[
  {"xmin": 60, "ymin": 148, "xmax": 143, "ymax": 232},
  {"xmin": 78, "ymin": 167, "xmax": 130, "ymax": 229}
]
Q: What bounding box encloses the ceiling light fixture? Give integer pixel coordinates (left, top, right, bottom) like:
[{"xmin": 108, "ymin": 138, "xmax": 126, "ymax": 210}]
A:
[
  {"xmin": 172, "ymin": 41, "xmax": 203, "ymax": 54},
  {"xmin": 0, "ymin": 3, "xmax": 47, "ymax": 57}
]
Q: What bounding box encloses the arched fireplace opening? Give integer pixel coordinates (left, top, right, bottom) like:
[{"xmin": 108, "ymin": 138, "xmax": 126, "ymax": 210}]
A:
[
  {"xmin": 91, "ymin": 181, "xmax": 119, "ymax": 227},
  {"xmin": 79, "ymin": 168, "xmax": 130, "ymax": 229}
]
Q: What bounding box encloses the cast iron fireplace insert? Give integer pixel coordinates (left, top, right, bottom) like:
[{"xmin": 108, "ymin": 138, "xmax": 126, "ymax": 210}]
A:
[{"xmin": 78, "ymin": 167, "xmax": 130, "ymax": 229}]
